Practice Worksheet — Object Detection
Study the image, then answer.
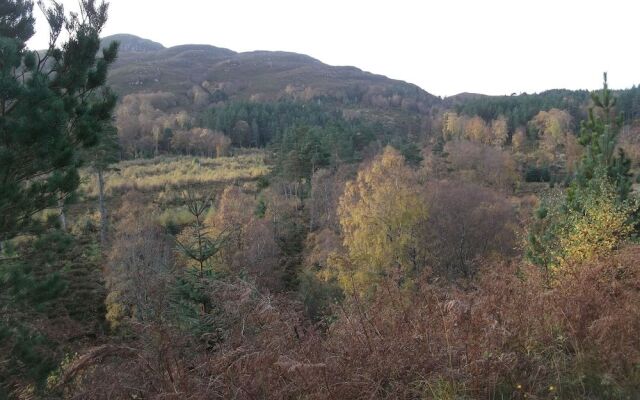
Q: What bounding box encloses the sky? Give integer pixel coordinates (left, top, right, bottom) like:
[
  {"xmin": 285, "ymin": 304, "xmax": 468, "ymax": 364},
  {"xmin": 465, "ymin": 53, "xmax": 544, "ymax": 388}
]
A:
[{"xmin": 27, "ymin": 0, "xmax": 640, "ymax": 97}]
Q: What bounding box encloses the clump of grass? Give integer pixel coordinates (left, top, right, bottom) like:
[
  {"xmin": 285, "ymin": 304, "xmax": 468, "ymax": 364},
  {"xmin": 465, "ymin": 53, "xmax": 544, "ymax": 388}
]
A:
[
  {"xmin": 70, "ymin": 211, "xmax": 101, "ymax": 236},
  {"xmin": 156, "ymin": 206, "xmax": 195, "ymax": 233}
]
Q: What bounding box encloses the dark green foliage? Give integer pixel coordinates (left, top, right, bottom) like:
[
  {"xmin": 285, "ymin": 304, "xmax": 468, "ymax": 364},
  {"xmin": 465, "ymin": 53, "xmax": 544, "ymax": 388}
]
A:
[
  {"xmin": 256, "ymin": 175, "xmax": 270, "ymax": 190},
  {"xmin": 275, "ymin": 125, "xmax": 332, "ymax": 181},
  {"xmin": 0, "ymin": 1, "xmax": 117, "ymax": 395},
  {"xmin": 174, "ymin": 191, "xmax": 235, "ymax": 318},
  {"xmin": 84, "ymin": 124, "xmax": 120, "ymax": 171},
  {"xmin": 616, "ymin": 84, "xmax": 640, "ymax": 123},
  {"xmin": 279, "ymin": 118, "xmax": 422, "ymax": 182},
  {"xmin": 525, "ymin": 165, "xmax": 551, "ymax": 182},
  {"xmin": 431, "ymin": 135, "xmax": 445, "ymax": 155},
  {"xmin": 0, "ymin": 231, "xmax": 107, "ymax": 396},
  {"xmin": 201, "ymin": 100, "xmax": 336, "ymax": 147},
  {"xmin": 526, "ymin": 194, "xmax": 563, "ymax": 272},
  {"xmin": 392, "ymin": 139, "xmax": 423, "ymax": 166},
  {"xmin": 0, "ymin": 0, "xmax": 118, "ymax": 239},
  {"xmin": 272, "ymin": 118, "xmax": 382, "ymax": 181},
  {"xmin": 169, "ymin": 269, "xmax": 227, "ymax": 346},
  {"xmin": 570, "ymin": 73, "xmax": 633, "ymax": 204},
  {"xmin": 298, "ymin": 269, "xmax": 343, "ymax": 324},
  {"xmin": 274, "ymin": 209, "xmax": 307, "ymax": 290},
  {"xmin": 0, "ymin": 0, "xmax": 34, "ymax": 45},
  {"xmin": 450, "ymin": 84, "xmax": 640, "ymax": 145},
  {"xmin": 254, "ymin": 196, "xmax": 267, "ymax": 218},
  {"xmin": 202, "ymin": 100, "xmax": 426, "ymax": 184},
  {"xmin": 1, "ymin": 232, "xmax": 69, "ymax": 312},
  {"xmin": 528, "ymin": 75, "xmax": 637, "ymax": 272},
  {"xmin": 175, "ymin": 191, "xmax": 231, "ymax": 276},
  {"xmin": 452, "ymin": 89, "xmax": 590, "ymax": 133}
]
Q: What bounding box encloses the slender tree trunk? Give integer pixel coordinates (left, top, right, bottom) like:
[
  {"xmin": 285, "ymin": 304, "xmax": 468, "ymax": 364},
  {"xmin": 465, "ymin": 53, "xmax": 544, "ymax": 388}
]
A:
[
  {"xmin": 98, "ymin": 169, "xmax": 108, "ymax": 245},
  {"xmin": 58, "ymin": 198, "xmax": 67, "ymax": 231},
  {"xmin": 309, "ymin": 202, "xmax": 315, "ymax": 233}
]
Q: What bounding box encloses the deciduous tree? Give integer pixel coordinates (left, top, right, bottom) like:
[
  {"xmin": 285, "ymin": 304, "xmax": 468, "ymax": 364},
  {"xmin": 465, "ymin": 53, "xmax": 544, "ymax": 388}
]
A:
[{"xmin": 334, "ymin": 147, "xmax": 428, "ymax": 292}]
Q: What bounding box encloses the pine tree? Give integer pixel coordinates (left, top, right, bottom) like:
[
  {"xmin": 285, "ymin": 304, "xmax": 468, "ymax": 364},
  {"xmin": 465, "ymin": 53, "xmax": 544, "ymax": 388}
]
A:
[
  {"xmin": 570, "ymin": 72, "xmax": 632, "ymax": 204},
  {"xmin": 0, "ymin": 0, "xmax": 119, "ymax": 240},
  {"xmin": 0, "ymin": 0, "xmax": 34, "ymax": 45},
  {"xmin": 0, "ymin": 1, "xmax": 118, "ymax": 395},
  {"xmin": 528, "ymin": 74, "xmax": 637, "ymax": 277}
]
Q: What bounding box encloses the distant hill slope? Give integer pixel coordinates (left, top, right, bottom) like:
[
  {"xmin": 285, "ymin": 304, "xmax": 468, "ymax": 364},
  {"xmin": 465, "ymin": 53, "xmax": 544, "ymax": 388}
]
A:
[
  {"xmin": 102, "ymin": 33, "xmax": 165, "ymax": 53},
  {"xmin": 442, "ymin": 92, "xmax": 489, "ymax": 107},
  {"xmin": 102, "ymin": 34, "xmax": 440, "ymax": 114}
]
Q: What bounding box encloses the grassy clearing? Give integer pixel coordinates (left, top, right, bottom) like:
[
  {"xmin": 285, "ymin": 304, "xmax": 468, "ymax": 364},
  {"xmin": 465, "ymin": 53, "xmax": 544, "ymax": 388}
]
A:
[{"xmin": 81, "ymin": 152, "xmax": 269, "ymax": 198}]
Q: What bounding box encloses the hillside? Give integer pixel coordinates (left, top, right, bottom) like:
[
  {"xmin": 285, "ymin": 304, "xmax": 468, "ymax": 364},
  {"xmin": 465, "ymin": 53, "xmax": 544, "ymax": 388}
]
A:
[{"xmin": 103, "ymin": 34, "xmax": 440, "ymax": 113}]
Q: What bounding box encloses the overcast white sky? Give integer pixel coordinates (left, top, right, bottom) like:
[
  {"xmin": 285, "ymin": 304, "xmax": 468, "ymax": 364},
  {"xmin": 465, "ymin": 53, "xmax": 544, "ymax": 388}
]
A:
[{"xmin": 27, "ymin": 0, "xmax": 640, "ymax": 97}]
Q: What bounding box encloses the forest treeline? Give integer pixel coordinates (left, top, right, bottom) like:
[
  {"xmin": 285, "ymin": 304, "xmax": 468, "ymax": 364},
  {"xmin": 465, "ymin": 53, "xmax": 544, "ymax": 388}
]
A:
[
  {"xmin": 449, "ymin": 86, "xmax": 640, "ymax": 128},
  {"xmin": 2, "ymin": 1, "xmax": 640, "ymax": 399},
  {"xmin": 113, "ymin": 79, "xmax": 640, "ymax": 187}
]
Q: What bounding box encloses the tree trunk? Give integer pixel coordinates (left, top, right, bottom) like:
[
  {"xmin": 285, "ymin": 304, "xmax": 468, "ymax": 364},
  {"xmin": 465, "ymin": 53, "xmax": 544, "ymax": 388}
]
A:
[
  {"xmin": 58, "ymin": 198, "xmax": 67, "ymax": 231},
  {"xmin": 98, "ymin": 169, "xmax": 108, "ymax": 245}
]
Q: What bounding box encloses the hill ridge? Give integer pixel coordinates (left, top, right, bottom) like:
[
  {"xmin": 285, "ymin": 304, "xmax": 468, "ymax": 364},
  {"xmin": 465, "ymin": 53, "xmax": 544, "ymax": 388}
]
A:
[{"xmin": 102, "ymin": 33, "xmax": 440, "ymax": 114}]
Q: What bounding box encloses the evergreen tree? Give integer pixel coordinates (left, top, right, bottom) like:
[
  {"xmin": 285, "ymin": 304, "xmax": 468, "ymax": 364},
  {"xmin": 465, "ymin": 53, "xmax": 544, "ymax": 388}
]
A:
[
  {"xmin": 0, "ymin": 0, "xmax": 118, "ymax": 395},
  {"xmin": 175, "ymin": 191, "xmax": 232, "ymax": 314},
  {"xmin": 528, "ymin": 74, "xmax": 637, "ymax": 277},
  {"xmin": 570, "ymin": 72, "xmax": 632, "ymax": 204},
  {"xmin": 0, "ymin": 0, "xmax": 119, "ymax": 240},
  {"xmin": 0, "ymin": 0, "xmax": 34, "ymax": 45}
]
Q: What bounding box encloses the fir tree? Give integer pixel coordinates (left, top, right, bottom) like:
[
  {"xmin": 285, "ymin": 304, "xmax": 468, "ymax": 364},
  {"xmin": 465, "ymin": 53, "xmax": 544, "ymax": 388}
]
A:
[{"xmin": 175, "ymin": 190, "xmax": 233, "ymax": 314}]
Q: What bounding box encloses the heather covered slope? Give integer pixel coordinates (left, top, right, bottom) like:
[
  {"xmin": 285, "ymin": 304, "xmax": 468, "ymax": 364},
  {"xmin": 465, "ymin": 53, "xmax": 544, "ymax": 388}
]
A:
[{"xmin": 102, "ymin": 34, "xmax": 440, "ymax": 113}]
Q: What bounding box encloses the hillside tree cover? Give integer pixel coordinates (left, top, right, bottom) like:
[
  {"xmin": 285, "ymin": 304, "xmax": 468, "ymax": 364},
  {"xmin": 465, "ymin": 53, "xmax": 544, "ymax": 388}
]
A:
[{"xmin": 451, "ymin": 89, "xmax": 590, "ymax": 133}]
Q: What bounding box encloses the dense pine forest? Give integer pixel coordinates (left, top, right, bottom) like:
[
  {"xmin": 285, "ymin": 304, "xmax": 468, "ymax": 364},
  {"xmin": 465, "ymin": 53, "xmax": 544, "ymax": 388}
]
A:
[{"xmin": 3, "ymin": 1, "xmax": 640, "ymax": 399}]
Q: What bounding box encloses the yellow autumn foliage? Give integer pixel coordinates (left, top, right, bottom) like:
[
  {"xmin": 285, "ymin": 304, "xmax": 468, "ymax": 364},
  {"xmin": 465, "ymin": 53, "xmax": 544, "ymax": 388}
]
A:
[
  {"xmin": 559, "ymin": 181, "xmax": 635, "ymax": 268},
  {"xmin": 442, "ymin": 112, "xmax": 463, "ymax": 140},
  {"xmin": 330, "ymin": 147, "xmax": 428, "ymax": 293}
]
